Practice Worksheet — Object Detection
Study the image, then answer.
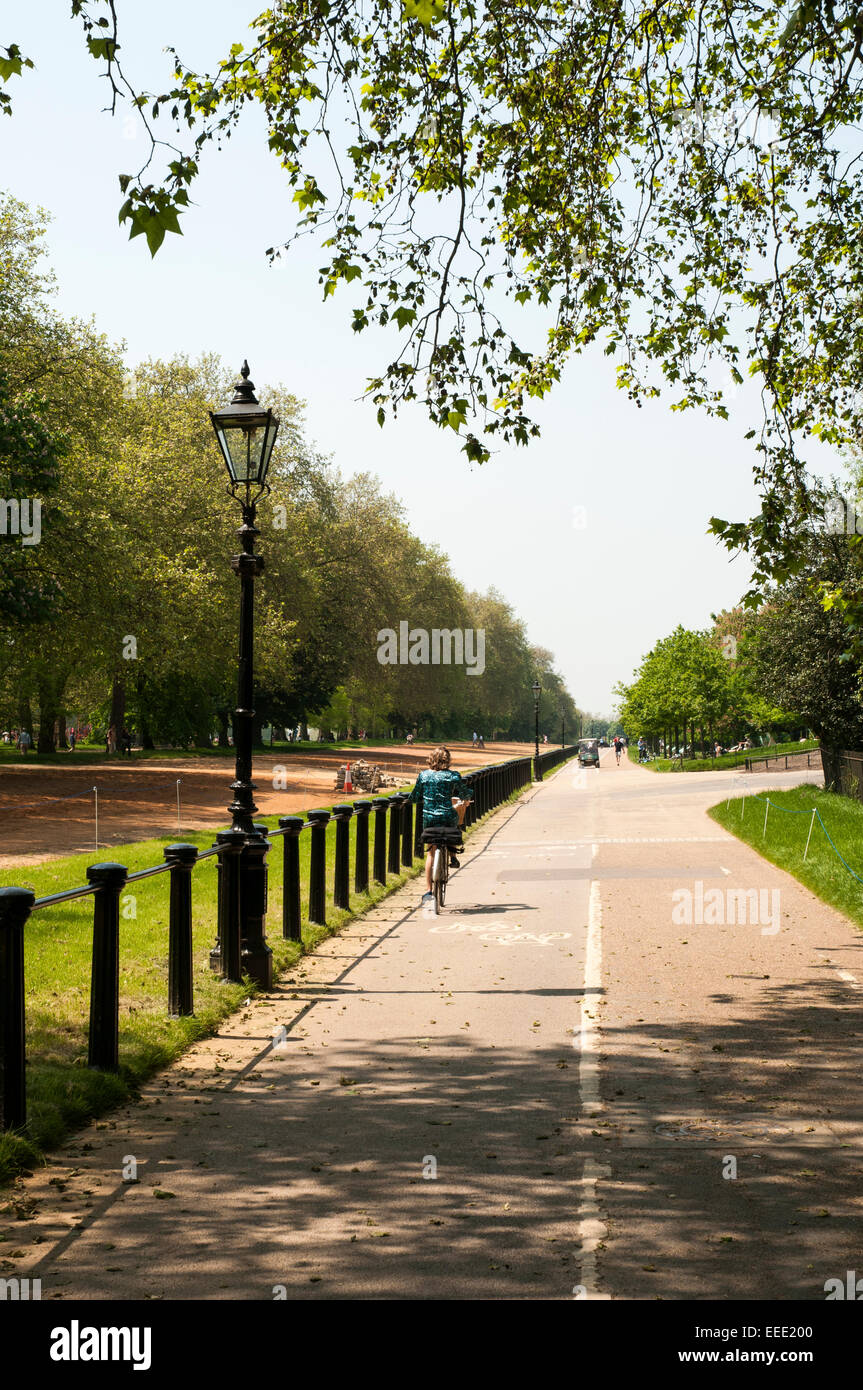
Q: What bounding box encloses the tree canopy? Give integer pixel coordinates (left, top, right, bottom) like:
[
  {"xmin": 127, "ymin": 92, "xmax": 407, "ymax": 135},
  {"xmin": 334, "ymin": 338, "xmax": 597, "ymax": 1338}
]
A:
[
  {"xmin": 615, "ymin": 613, "xmax": 799, "ymax": 750},
  {"xmin": 0, "ymin": 192, "xmax": 577, "ymax": 748},
  {"xmin": 6, "ymin": 0, "xmax": 863, "ymax": 587}
]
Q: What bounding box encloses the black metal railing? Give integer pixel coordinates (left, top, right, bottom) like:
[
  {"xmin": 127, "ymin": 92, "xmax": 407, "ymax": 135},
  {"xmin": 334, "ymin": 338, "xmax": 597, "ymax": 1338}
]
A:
[
  {"xmin": 533, "ymin": 744, "xmax": 580, "ymax": 779},
  {"xmin": 0, "ymin": 754, "xmax": 533, "ymax": 1133}
]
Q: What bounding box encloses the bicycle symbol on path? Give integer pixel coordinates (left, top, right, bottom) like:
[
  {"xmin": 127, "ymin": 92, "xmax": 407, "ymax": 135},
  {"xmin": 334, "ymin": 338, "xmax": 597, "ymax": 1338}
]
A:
[{"xmin": 429, "ymin": 921, "xmax": 572, "ymax": 947}]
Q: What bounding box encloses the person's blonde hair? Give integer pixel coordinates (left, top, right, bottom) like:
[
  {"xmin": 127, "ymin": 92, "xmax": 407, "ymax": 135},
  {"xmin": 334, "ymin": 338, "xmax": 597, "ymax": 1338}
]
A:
[{"xmin": 428, "ymin": 746, "xmax": 451, "ymax": 770}]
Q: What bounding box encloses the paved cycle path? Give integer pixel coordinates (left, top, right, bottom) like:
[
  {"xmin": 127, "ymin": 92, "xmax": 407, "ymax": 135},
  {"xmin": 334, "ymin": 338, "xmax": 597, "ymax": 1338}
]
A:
[{"xmin": 8, "ymin": 753, "xmax": 863, "ymax": 1300}]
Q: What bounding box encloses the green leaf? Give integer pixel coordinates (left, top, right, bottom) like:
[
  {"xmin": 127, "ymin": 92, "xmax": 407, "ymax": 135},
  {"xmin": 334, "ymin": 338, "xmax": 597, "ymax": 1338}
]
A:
[
  {"xmin": 143, "ymin": 217, "xmax": 166, "ymax": 258},
  {"xmin": 402, "ymin": 0, "xmax": 446, "ymax": 27}
]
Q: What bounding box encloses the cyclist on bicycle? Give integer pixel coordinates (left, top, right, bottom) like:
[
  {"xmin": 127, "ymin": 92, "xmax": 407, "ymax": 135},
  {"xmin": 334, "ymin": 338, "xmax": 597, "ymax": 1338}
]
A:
[{"xmin": 409, "ymin": 746, "xmax": 475, "ymax": 907}]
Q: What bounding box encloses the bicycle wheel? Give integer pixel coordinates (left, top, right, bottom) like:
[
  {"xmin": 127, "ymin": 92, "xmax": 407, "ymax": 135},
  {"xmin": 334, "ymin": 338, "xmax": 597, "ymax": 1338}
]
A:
[{"xmin": 432, "ymin": 847, "xmax": 445, "ymax": 915}]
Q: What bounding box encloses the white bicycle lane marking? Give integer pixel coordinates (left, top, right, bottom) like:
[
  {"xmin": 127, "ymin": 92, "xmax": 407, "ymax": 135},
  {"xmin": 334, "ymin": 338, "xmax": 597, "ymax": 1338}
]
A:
[{"xmin": 428, "ymin": 920, "xmax": 572, "ymax": 946}]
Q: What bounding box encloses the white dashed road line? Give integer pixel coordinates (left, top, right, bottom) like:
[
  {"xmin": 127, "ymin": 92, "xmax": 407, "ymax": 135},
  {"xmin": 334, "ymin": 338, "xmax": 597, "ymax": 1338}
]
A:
[
  {"xmin": 574, "ymin": 851, "xmax": 609, "ymax": 1297},
  {"xmin": 577, "ymin": 860, "xmax": 604, "ymax": 1116},
  {"xmin": 575, "ymin": 1159, "xmax": 612, "ymax": 1301}
]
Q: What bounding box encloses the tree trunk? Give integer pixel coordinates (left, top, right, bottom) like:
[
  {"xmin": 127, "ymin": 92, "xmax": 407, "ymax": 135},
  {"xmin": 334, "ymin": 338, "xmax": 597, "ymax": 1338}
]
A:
[
  {"xmin": 37, "ymin": 672, "xmax": 65, "ymax": 754},
  {"xmin": 18, "ymin": 693, "xmax": 34, "ymax": 741},
  {"xmin": 110, "ymin": 675, "xmax": 126, "ymax": 734},
  {"xmin": 820, "ymin": 741, "xmax": 841, "ymax": 793},
  {"xmin": 58, "ymin": 711, "xmax": 68, "ymax": 750},
  {"xmin": 217, "ymin": 710, "xmax": 230, "ymax": 747},
  {"xmin": 193, "ymin": 719, "xmax": 212, "ymax": 748}
]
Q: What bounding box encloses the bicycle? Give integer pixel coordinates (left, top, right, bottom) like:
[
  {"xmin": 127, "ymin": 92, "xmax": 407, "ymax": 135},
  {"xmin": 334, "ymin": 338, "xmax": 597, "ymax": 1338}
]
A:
[{"xmin": 421, "ymin": 825, "xmax": 462, "ymax": 914}]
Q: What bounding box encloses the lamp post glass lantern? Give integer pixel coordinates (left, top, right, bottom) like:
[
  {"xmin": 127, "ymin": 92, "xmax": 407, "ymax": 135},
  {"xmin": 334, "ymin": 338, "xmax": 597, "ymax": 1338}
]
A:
[{"xmin": 209, "ymin": 360, "xmax": 279, "ymax": 490}]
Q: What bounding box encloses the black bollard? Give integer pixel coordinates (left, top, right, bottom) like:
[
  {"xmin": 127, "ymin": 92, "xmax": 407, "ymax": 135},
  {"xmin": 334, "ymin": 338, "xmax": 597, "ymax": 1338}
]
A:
[
  {"xmin": 372, "ymin": 798, "xmax": 389, "ymax": 885},
  {"xmin": 278, "ymin": 817, "xmax": 304, "ymax": 942},
  {"xmin": 332, "ymin": 804, "xmax": 354, "ymax": 909},
  {"xmin": 87, "ymin": 862, "xmax": 128, "ymax": 1071},
  {"xmin": 241, "ymin": 826, "xmax": 273, "ymax": 989},
  {"xmin": 401, "ymin": 795, "xmax": 413, "ymax": 867},
  {"xmin": 388, "ymin": 795, "xmax": 403, "ymax": 874},
  {"xmin": 464, "ymin": 776, "xmax": 476, "ymax": 827},
  {"xmin": 164, "ymin": 843, "xmax": 198, "ymax": 1018},
  {"xmin": 353, "ymin": 801, "xmax": 372, "ymax": 895},
  {"xmin": 215, "ymin": 829, "xmax": 246, "ymax": 983},
  {"xmin": 413, "ymin": 791, "xmax": 424, "ymax": 856},
  {"xmin": 308, "ymin": 810, "xmax": 330, "ymax": 924},
  {"xmin": 0, "ymin": 887, "xmax": 34, "ymax": 1131}
]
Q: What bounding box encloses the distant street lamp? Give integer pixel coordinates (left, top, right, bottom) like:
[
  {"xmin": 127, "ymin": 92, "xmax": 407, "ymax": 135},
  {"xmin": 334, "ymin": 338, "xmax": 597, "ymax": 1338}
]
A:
[
  {"xmin": 561, "ymin": 714, "xmax": 565, "ymax": 748},
  {"xmin": 208, "ymin": 361, "xmax": 280, "ymax": 987},
  {"xmin": 532, "ymin": 678, "xmax": 542, "ymax": 780}
]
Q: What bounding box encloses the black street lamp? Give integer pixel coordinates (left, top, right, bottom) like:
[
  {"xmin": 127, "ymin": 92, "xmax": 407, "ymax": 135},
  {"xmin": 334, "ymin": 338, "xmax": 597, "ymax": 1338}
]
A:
[
  {"xmin": 532, "ymin": 678, "xmax": 542, "ymax": 780},
  {"xmin": 209, "ymin": 361, "xmax": 279, "ymax": 836},
  {"xmin": 208, "ymin": 361, "xmax": 279, "ymax": 987},
  {"xmin": 561, "ymin": 714, "xmax": 565, "ymax": 748}
]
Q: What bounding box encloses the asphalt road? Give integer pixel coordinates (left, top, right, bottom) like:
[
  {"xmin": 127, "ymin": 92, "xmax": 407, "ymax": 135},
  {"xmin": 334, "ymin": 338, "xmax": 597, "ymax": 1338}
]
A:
[{"xmin": 10, "ymin": 750, "xmax": 862, "ymax": 1301}]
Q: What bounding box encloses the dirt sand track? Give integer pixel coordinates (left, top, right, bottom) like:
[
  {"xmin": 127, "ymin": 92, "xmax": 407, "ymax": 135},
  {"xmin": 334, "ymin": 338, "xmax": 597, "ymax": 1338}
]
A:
[{"xmin": 0, "ymin": 742, "xmax": 537, "ymax": 867}]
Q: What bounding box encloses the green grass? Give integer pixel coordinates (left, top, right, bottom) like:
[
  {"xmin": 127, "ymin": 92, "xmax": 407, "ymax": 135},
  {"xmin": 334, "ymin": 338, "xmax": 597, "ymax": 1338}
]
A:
[
  {"xmin": 632, "ymin": 738, "xmax": 819, "ymax": 774},
  {"xmin": 709, "ymin": 784, "xmax": 863, "ymax": 932},
  {"xmin": 0, "ymin": 775, "xmax": 530, "ymax": 1184}
]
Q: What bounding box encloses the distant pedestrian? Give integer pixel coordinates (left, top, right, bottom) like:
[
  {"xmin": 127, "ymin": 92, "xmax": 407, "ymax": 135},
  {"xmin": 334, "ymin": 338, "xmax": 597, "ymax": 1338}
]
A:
[
  {"xmin": 121, "ymin": 726, "xmax": 132, "ymax": 756},
  {"xmin": 477, "ymin": 733, "xmax": 485, "ymax": 749},
  {"xmin": 17, "ymin": 728, "xmax": 31, "ymax": 755},
  {"xmin": 472, "ymin": 731, "xmax": 478, "ymax": 746},
  {"xmin": 69, "ymin": 728, "xmax": 76, "ymax": 751}
]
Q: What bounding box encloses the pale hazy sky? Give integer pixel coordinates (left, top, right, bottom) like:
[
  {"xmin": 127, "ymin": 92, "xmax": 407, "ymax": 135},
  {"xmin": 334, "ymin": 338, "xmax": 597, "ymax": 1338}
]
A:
[{"xmin": 1, "ymin": 3, "xmax": 840, "ymax": 715}]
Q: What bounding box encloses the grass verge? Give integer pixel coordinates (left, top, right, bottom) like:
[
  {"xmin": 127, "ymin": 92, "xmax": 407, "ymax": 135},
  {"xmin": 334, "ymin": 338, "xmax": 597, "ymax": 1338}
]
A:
[
  {"xmin": 708, "ymin": 784, "xmax": 863, "ymax": 932},
  {"xmin": 0, "ymin": 777, "xmax": 528, "ymax": 1184},
  {"xmin": 633, "ymin": 738, "xmax": 819, "ymax": 774}
]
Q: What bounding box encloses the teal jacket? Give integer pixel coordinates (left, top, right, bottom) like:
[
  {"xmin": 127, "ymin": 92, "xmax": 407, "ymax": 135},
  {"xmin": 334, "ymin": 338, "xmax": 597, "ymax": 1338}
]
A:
[{"xmin": 409, "ymin": 767, "xmax": 474, "ymax": 827}]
